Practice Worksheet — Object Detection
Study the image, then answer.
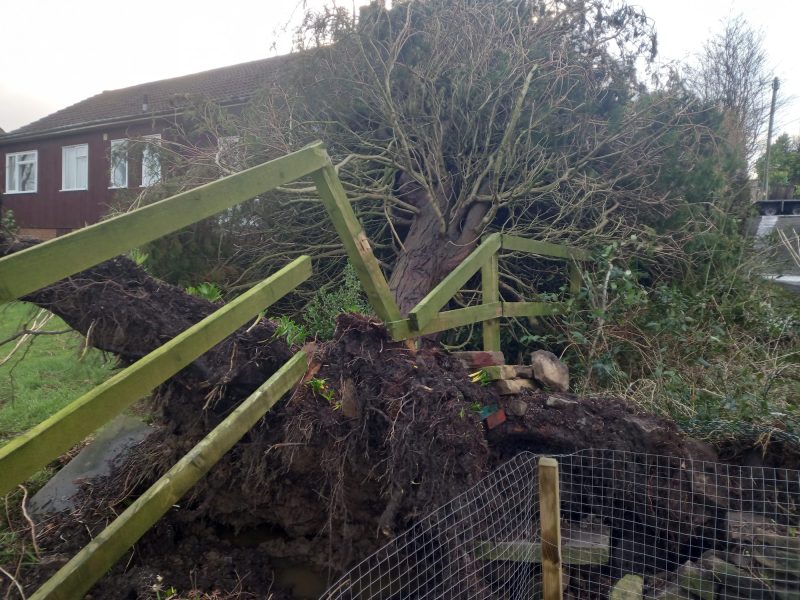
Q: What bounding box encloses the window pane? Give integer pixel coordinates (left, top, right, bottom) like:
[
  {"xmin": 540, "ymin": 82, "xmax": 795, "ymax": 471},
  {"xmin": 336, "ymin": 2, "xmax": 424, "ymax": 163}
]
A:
[
  {"xmin": 6, "ymin": 152, "xmax": 37, "ymax": 192},
  {"xmin": 110, "ymin": 140, "xmax": 128, "ymax": 188},
  {"xmin": 62, "ymin": 145, "xmax": 88, "ymax": 190},
  {"xmin": 142, "ymin": 141, "xmax": 161, "ymax": 186},
  {"xmin": 20, "ymin": 162, "xmax": 35, "ymax": 191},
  {"xmin": 76, "ymin": 155, "xmax": 88, "ymax": 189},
  {"xmin": 64, "ymin": 147, "xmax": 75, "ymax": 189},
  {"xmin": 7, "ymin": 155, "xmax": 17, "ymax": 191}
]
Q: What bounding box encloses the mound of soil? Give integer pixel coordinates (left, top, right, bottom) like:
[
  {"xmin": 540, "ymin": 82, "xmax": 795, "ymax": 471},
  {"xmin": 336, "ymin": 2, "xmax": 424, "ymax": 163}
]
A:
[
  {"xmin": 13, "ymin": 315, "xmax": 707, "ymax": 599},
  {"xmin": 0, "ymin": 241, "xmax": 754, "ymax": 599}
]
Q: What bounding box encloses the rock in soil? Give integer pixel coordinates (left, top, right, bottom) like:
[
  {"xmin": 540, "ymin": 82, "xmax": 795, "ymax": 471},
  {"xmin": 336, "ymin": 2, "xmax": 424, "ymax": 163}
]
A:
[{"xmin": 531, "ymin": 349, "xmax": 570, "ymax": 391}]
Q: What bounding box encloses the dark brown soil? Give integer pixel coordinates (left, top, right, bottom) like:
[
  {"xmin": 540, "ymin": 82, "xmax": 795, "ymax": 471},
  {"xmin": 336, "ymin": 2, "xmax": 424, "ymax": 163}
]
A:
[{"xmin": 0, "ymin": 239, "xmax": 768, "ymax": 599}]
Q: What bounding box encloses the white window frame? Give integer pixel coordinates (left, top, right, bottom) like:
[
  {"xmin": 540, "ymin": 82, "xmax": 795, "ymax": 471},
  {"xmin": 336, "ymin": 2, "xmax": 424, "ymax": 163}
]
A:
[
  {"xmin": 5, "ymin": 150, "xmax": 38, "ymax": 194},
  {"xmin": 109, "ymin": 139, "xmax": 128, "ymax": 189},
  {"xmin": 141, "ymin": 134, "xmax": 162, "ymax": 187},
  {"xmin": 61, "ymin": 143, "xmax": 89, "ymax": 191}
]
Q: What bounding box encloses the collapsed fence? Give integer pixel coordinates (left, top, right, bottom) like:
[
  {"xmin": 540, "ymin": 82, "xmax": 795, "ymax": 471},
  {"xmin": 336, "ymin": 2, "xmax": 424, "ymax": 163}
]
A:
[
  {"xmin": 322, "ymin": 449, "xmax": 800, "ymax": 599},
  {"xmin": 0, "ymin": 141, "xmax": 591, "ymax": 599}
]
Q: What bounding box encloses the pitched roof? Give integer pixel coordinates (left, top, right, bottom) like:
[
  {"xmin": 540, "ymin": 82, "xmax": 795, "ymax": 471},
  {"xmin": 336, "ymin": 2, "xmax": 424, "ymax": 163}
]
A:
[{"xmin": 1, "ymin": 53, "xmax": 298, "ymax": 141}]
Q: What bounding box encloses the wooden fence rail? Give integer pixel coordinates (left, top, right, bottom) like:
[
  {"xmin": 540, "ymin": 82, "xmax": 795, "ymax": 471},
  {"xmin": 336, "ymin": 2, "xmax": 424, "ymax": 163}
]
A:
[
  {"xmin": 0, "ymin": 144, "xmax": 328, "ymax": 302},
  {"xmin": 0, "ymin": 256, "xmax": 312, "ymax": 495},
  {"xmin": 0, "ymin": 140, "xmax": 591, "ymax": 598},
  {"xmin": 387, "ymin": 233, "xmax": 591, "ymax": 350},
  {"xmin": 29, "ymin": 352, "xmax": 309, "ymax": 600},
  {"xmin": 0, "ymin": 145, "xmax": 330, "ymax": 598}
]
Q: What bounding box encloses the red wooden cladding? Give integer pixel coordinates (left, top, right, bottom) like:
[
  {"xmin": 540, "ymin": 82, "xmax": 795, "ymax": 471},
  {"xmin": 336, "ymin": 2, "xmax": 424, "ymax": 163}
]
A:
[{"xmin": 0, "ymin": 121, "xmax": 164, "ymax": 234}]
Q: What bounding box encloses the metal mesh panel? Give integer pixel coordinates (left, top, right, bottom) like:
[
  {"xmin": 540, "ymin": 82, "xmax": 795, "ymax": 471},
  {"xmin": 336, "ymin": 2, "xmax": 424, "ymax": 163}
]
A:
[{"xmin": 322, "ymin": 450, "xmax": 800, "ymax": 599}]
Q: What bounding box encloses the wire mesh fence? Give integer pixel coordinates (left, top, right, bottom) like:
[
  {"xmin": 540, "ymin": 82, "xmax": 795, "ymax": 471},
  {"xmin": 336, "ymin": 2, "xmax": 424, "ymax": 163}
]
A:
[{"xmin": 322, "ymin": 449, "xmax": 800, "ymax": 599}]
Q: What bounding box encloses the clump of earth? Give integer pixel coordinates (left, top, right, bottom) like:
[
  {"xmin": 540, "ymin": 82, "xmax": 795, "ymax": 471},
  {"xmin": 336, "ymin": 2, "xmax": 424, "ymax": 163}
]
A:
[{"xmin": 2, "ymin": 241, "xmax": 796, "ymax": 599}]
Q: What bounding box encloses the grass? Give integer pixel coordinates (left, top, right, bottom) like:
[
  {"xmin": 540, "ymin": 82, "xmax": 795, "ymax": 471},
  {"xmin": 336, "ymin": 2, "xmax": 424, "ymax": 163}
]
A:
[
  {"xmin": 0, "ymin": 302, "xmax": 117, "ymax": 444},
  {"xmin": 0, "ymin": 302, "xmax": 118, "ymax": 585}
]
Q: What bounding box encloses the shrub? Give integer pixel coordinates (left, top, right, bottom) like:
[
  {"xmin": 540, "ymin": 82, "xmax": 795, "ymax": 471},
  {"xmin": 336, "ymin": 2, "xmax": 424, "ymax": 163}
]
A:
[
  {"xmin": 304, "ymin": 262, "xmax": 371, "ymax": 339},
  {"xmin": 517, "ymin": 229, "xmax": 799, "ymax": 444}
]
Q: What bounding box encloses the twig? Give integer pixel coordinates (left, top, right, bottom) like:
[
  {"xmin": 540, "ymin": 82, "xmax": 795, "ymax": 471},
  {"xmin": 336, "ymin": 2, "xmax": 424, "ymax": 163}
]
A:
[
  {"xmin": 0, "ymin": 328, "xmax": 72, "ymax": 348},
  {"xmin": 17, "ymin": 486, "xmax": 40, "ymax": 560},
  {"xmin": 0, "ymin": 310, "xmax": 55, "ymax": 368},
  {"xmin": 777, "ymin": 228, "xmax": 800, "ymax": 268},
  {"xmin": 0, "ymin": 565, "xmax": 26, "ymax": 600},
  {"xmin": 80, "ymin": 320, "xmax": 96, "ymax": 361}
]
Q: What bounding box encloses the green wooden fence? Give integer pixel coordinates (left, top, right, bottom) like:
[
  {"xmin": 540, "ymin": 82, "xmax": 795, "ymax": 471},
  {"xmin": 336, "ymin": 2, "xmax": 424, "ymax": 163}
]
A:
[
  {"xmin": 0, "ymin": 140, "xmax": 590, "ymax": 599},
  {"xmin": 385, "ymin": 233, "xmax": 590, "ymax": 347}
]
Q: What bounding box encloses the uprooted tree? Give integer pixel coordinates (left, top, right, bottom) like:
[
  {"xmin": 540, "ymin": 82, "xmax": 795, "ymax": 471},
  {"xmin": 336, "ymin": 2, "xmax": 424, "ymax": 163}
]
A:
[
  {"xmin": 2, "ymin": 2, "xmax": 798, "ymax": 598},
  {"xmin": 133, "ymin": 0, "xmax": 734, "ymax": 315},
  {"xmin": 0, "ymin": 236, "xmax": 725, "ymax": 596}
]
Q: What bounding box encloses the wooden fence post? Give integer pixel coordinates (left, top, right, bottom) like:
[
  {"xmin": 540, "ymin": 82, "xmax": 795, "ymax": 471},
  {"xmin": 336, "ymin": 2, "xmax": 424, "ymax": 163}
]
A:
[
  {"xmin": 539, "ymin": 457, "xmax": 563, "ymax": 600},
  {"xmin": 569, "ymin": 262, "xmax": 582, "ymax": 297},
  {"xmin": 310, "ymin": 159, "xmax": 402, "ymax": 324},
  {"xmin": 481, "ymin": 253, "xmax": 500, "ymax": 352}
]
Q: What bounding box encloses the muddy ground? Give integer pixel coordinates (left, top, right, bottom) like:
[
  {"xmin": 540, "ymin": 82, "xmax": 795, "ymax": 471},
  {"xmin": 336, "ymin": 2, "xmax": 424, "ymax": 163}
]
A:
[{"xmin": 1, "ymin": 244, "xmax": 796, "ymax": 599}]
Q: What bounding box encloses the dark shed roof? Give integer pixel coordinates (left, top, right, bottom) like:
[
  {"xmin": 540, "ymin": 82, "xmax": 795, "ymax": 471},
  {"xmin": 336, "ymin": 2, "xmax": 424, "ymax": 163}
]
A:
[{"xmin": 2, "ymin": 53, "xmax": 297, "ymax": 141}]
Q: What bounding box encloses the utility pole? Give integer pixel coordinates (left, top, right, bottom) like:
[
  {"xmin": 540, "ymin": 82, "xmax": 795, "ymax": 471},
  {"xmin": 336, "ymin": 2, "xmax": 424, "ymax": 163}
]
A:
[{"xmin": 763, "ymin": 77, "xmax": 779, "ymax": 201}]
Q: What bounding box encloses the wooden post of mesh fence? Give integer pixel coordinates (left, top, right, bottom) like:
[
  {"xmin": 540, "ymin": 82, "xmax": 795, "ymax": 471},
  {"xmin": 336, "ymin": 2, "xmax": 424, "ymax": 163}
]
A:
[{"xmin": 538, "ymin": 457, "xmax": 563, "ymax": 600}]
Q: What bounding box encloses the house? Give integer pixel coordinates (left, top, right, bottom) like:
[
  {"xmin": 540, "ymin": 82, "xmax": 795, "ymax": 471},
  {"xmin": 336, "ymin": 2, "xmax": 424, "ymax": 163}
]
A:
[{"xmin": 0, "ymin": 54, "xmax": 294, "ymax": 239}]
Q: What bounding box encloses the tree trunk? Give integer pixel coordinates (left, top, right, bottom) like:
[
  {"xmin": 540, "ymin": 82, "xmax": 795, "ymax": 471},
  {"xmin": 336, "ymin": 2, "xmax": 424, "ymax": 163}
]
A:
[
  {"xmin": 0, "ymin": 236, "xmax": 293, "ymax": 431},
  {"xmin": 387, "ymin": 182, "xmax": 490, "ymax": 314}
]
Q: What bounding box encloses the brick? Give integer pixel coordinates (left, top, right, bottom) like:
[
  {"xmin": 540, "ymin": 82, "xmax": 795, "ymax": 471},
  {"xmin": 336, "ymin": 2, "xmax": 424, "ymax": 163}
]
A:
[{"xmin": 451, "ymin": 351, "xmax": 505, "ymax": 368}]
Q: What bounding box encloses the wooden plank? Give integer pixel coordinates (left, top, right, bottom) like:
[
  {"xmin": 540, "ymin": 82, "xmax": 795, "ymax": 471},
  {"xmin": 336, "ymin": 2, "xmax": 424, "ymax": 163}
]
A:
[
  {"xmin": 385, "ymin": 302, "xmax": 502, "ymax": 340},
  {"xmin": 502, "ymin": 302, "xmax": 569, "ymax": 319},
  {"xmin": 539, "ymin": 457, "xmax": 563, "ymax": 600},
  {"xmin": 502, "ymin": 234, "xmax": 591, "ymax": 261},
  {"xmin": 753, "ymin": 545, "xmax": 800, "ymax": 574},
  {"xmin": 474, "ymin": 525, "xmax": 609, "ymax": 565},
  {"xmin": 0, "ymin": 144, "xmax": 327, "ymax": 301},
  {"xmin": 569, "ymin": 262, "xmax": 582, "ymax": 296},
  {"xmin": 479, "ymin": 365, "xmax": 533, "ymax": 380},
  {"xmin": 676, "ymin": 561, "xmax": 715, "ymax": 600},
  {"xmin": 700, "ymin": 552, "xmax": 774, "ymax": 598},
  {"xmin": 754, "ymin": 533, "xmax": 800, "ymax": 550},
  {"xmin": 611, "ymin": 575, "xmax": 643, "ymax": 600},
  {"xmin": 310, "ymin": 159, "xmax": 401, "ymax": 323},
  {"xmin": 0, "ymin": 256, "xmax": 312, "ymax": 495},
  {"xmin": 493, "ymin": 379, "xmax": 537, "ymax": 395},
  {"xmin": 476, "ymin": 365, "xmax": 518, "ymax": 381},
  {"xmin": 481, "ymin": 253, "xmax": 501, "ymax": 352},
  {"xmin": 29, "ymin": 351, "xmax": 308, "ymax": 600},
  {"xmin": 408, "ymin": 233, "xmax": 501, "ymax": 331}
]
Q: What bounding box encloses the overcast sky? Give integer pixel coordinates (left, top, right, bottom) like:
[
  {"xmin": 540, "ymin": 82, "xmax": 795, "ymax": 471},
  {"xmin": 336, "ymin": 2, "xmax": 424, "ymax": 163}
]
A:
[{"xmin": 2, "ymin": 0, "xmax": 798, "ymax": 138}]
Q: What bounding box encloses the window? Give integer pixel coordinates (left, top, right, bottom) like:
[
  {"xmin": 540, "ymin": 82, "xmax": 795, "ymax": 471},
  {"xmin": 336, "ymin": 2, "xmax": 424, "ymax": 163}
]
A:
[
  {"xmin": 217, "ymin": 135, "xmax": 245, "ymax": 171},
  {"xmin": 62, "ymin": 144, "xmax": 88, "ymax": 190},
  {"xmin": 5, "ymin": 151, "xmax": 37, "ymax": 193},
  {"xmin": 141, "ymin": 134, "xmax": 161, "ymax": 187},
  {"xmin": 110, "ymin": 139, "xmax": 128, "ymax": 188}
]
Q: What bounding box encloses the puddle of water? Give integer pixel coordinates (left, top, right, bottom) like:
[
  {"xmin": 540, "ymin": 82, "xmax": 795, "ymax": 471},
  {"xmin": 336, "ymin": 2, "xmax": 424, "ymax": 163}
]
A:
[
  {"xmin": 224, "ymin": 524, "xmax": 332, "ymax": 599},
  {"xmin": 272, "ymin": 558, "xmax": 330, "ymax": 600}
]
